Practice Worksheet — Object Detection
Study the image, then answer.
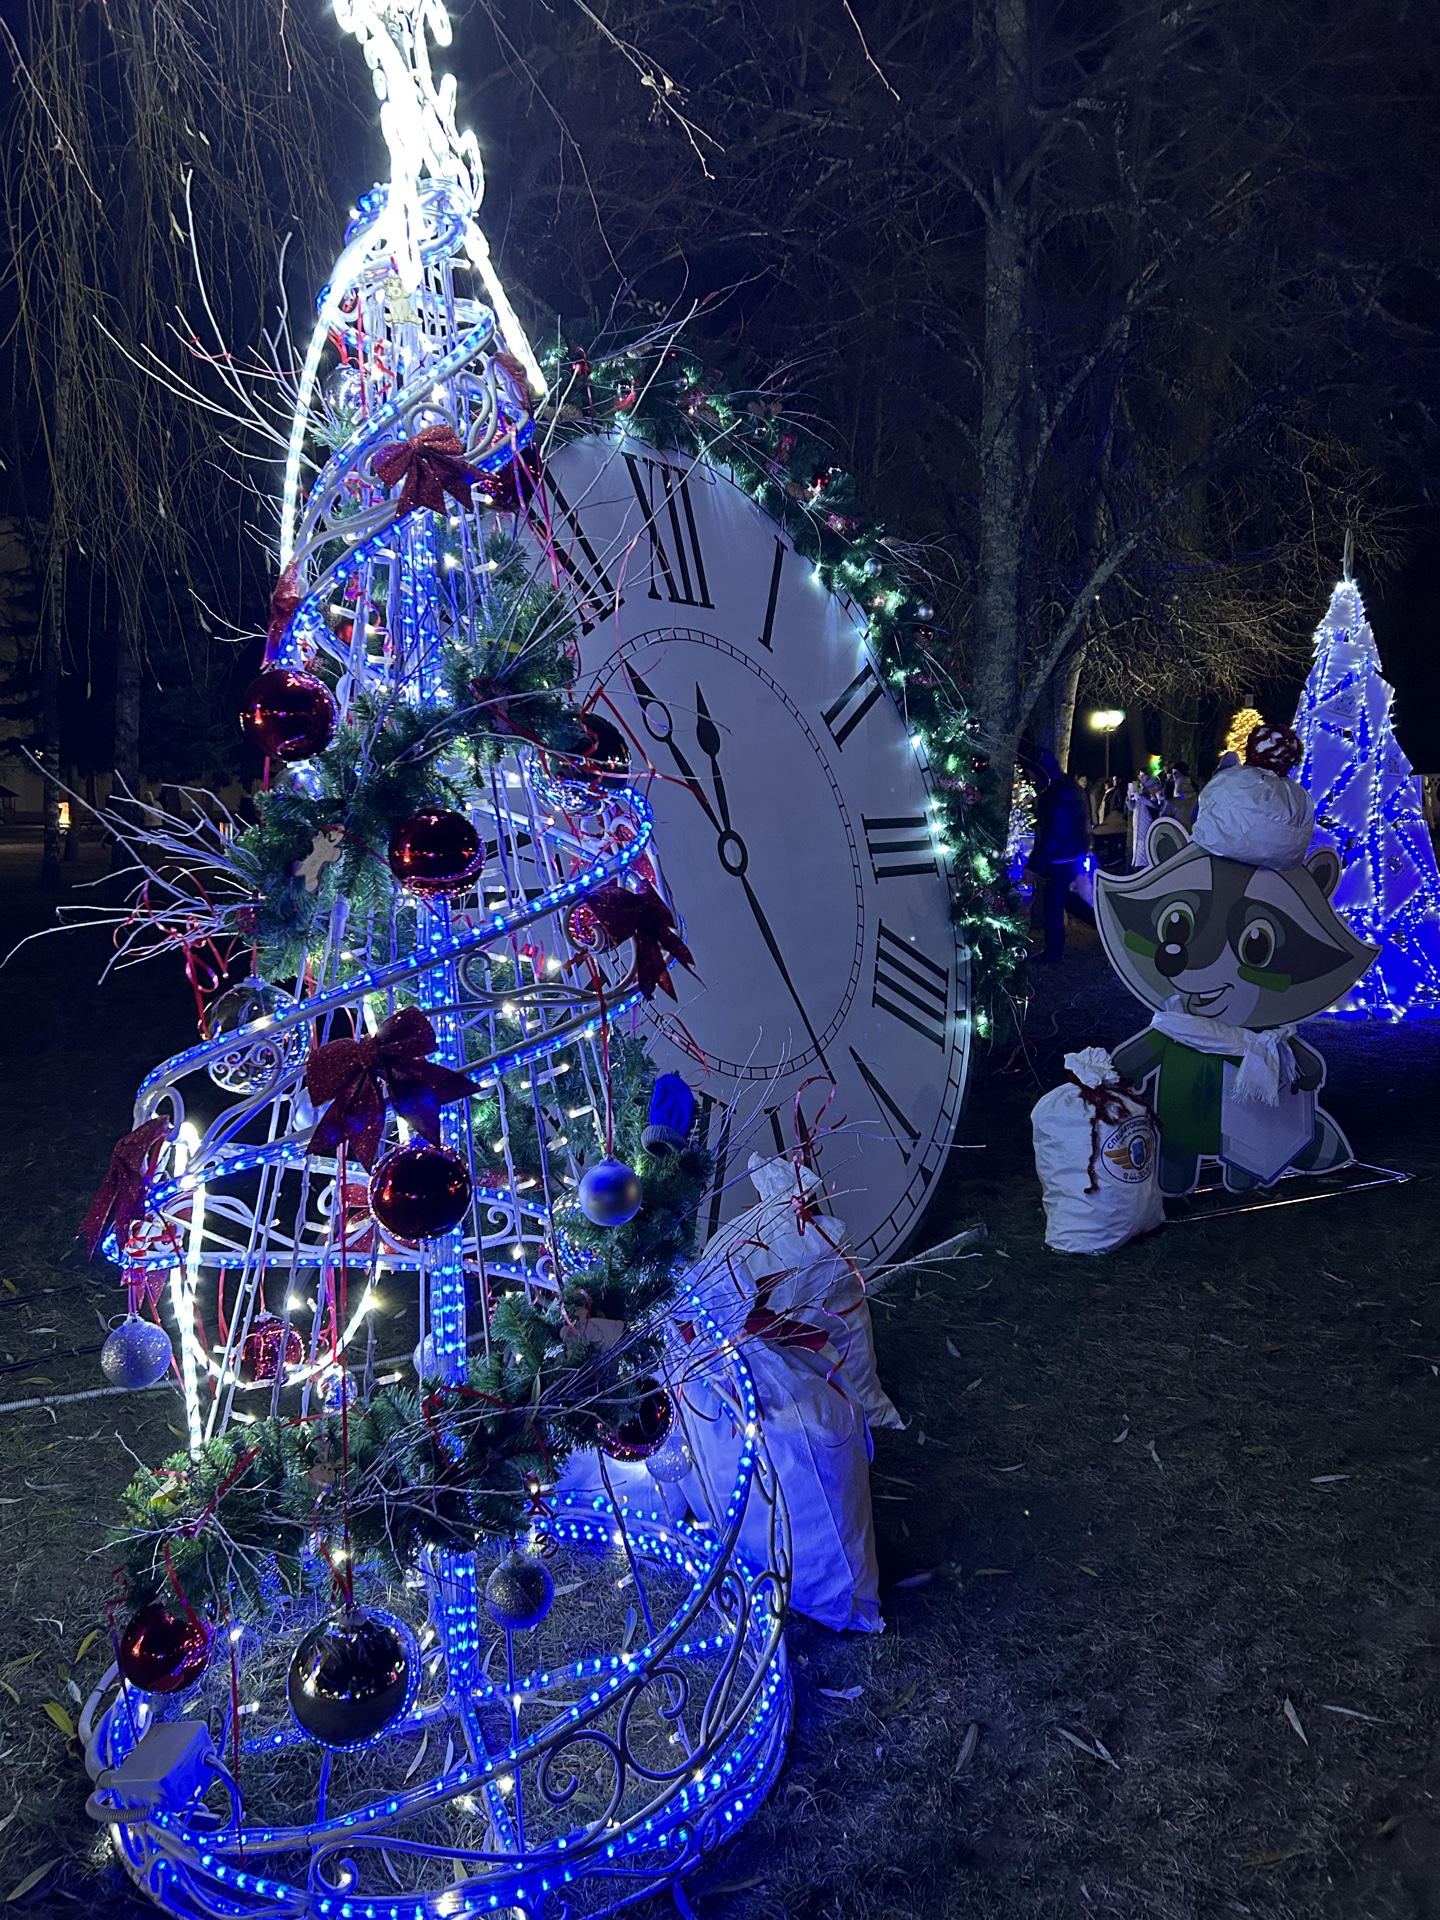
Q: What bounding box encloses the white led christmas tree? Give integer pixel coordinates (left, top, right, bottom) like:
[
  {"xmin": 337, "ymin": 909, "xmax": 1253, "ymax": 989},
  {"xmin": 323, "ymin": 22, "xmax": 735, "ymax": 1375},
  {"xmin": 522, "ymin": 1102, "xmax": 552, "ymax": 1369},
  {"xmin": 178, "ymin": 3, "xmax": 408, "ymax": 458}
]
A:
[{"xmin": 1292, "ymin": 575, "xmax": 1440, "ymax": 1018}]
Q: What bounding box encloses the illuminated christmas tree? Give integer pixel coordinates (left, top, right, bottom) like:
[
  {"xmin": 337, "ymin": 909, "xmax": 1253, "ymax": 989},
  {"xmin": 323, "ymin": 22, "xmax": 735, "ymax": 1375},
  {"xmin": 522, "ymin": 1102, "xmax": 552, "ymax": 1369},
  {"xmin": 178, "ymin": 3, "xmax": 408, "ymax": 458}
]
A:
[
  {"xmin": 1293, "ymin": 577, "xmax": 1440, "ymax": 1018},
  {"xmin": 68, "ymin": 0, "xmax": 790, "ymax": 1908}
]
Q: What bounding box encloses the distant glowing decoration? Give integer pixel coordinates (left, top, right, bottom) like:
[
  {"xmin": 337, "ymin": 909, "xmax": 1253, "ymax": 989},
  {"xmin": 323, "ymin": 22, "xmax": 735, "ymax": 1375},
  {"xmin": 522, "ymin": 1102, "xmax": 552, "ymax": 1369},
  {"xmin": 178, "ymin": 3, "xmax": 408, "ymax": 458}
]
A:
[
  {"xmin": 1222, "ymin": 701, "xmax": 1265, "ymax": 761},
  {"xmin": 1293, "ymin": 576, "xmax": 1440, "ymax": 1019}
]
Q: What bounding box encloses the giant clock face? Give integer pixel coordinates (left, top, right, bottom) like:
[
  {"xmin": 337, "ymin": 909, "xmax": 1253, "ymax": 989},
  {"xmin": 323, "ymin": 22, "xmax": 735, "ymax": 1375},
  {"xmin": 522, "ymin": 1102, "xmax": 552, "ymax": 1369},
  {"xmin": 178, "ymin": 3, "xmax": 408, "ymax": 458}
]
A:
[{"xmin": 523, "ymin": 434, "xmax": 972, "ymax": 1264}]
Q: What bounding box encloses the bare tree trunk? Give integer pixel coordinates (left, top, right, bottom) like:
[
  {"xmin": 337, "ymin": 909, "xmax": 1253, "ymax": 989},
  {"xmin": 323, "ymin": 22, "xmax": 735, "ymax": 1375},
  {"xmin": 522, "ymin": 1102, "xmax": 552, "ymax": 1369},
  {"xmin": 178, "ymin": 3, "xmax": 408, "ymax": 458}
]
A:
[
  {"xmin": 115, "ymin": 620, "xmax": 142, "ymax": 793},
  {"xmin": 39, "ymin": 520, "xmax": 63, "ymax": 886},
  {"xmin": 1042, "ymin": 648, "xmax": 1086, "ymax": 769},
  {"xmin": 38, "ymin": 363, "xmax": 69, "ymax": 888},
  {"xmin": 971, "ymin": 0, "xmax": 1032, "ymax": 811}
]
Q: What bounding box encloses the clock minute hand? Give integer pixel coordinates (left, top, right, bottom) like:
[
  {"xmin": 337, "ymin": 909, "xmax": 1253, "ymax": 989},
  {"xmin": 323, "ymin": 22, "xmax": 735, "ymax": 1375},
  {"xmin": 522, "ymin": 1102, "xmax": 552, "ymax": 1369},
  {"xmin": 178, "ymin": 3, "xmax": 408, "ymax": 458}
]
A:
[
  {"xmin": 736, "ymin": 868, "xmax": 833, "ymax": 1076},
  {"xmin": 692, "ymin": 683, "xmax": 832, "ymax": 1075}
]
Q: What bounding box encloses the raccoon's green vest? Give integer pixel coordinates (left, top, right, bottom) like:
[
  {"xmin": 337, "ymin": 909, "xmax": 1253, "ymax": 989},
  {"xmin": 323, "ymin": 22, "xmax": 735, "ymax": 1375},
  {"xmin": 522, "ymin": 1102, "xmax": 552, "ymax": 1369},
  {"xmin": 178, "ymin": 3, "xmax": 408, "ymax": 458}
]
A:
[{"xmin": 1126, "ymin": 1031, "xmax": 1242, "ymax": 1157}]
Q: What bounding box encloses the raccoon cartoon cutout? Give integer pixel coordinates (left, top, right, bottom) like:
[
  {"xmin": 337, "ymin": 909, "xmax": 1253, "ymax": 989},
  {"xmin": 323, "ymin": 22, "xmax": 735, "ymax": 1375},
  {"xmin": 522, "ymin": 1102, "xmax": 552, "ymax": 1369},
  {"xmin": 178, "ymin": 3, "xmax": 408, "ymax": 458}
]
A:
[{"xmin": 1094, "ymin": 726, "xmax": 1378, "ymax": 1196}]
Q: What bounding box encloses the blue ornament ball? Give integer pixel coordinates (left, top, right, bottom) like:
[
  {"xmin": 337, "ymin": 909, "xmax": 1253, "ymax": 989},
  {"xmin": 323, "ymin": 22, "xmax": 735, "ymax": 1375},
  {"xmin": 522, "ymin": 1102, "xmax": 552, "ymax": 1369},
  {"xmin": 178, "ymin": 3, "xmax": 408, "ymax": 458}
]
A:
[
  {"xmin": 101, "ymin": 1316, "xmax": 173, "ymax": 1390},
  {"xmin": 577, "ymin": 1157, "xmax": 642, "ymax": 1228}
]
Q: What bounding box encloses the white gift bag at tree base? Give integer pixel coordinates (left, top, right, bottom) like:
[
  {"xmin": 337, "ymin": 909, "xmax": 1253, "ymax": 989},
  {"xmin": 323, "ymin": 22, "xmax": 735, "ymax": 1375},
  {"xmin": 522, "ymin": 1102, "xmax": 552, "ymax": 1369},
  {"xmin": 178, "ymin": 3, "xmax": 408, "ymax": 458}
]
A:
[
  {"xmin": 1031, "ymin": 1047, "xmax": 1165, "ymax": 1254},
  {"xmin": 673, "ymin": 1351, "xmax": 883, "ymax": 1634},
  {"xmin": 740, "ymin": 1152, "xmax": 902, "ymax": 1431}
]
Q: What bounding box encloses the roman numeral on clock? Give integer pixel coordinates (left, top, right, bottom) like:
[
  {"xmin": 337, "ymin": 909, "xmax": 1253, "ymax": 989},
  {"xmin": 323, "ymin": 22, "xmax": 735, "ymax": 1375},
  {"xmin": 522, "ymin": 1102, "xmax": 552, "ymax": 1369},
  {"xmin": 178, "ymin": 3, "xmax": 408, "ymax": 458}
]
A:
[
  {"xmin": 862, "ymin": 814, "xmax": 938, "ymax": 881},
  {"xmin": 821, "ymin": 662, "xmax": 885, "ymax": 749},
  {"xmin": 757, "ymin": 537, "xmax": 785, "ymax": 650},
  {"xmin": 848, "ymin": 1047, "xmax": 921, "ymax": 1165},
  {"xmin": 531, "ymin": 472, "xmax": 622, "ymax": 631},
  {"xmin": 872, "ymin": 922, "xmax": 949, "ymax": 1048},
  {"xmin": 622, "ymin": 453, "xmax": 714, "ymax": 608}
]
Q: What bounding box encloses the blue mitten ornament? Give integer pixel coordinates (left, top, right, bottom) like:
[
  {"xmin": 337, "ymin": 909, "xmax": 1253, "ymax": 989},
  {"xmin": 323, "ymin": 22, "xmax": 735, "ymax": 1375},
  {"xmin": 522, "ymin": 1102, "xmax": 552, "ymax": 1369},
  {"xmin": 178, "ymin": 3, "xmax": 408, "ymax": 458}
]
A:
[{"xmin": 641, "ymin": 1073, "xmax": 696, "ymax": 1158}]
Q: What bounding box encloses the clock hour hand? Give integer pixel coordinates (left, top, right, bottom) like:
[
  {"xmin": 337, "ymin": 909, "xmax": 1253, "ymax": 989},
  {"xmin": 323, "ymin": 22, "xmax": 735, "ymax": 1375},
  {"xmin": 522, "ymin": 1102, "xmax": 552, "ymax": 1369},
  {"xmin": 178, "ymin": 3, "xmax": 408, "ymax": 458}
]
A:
[{"xmin": 624, "ymin": 663, "xmax": 722, "ymax": 833}]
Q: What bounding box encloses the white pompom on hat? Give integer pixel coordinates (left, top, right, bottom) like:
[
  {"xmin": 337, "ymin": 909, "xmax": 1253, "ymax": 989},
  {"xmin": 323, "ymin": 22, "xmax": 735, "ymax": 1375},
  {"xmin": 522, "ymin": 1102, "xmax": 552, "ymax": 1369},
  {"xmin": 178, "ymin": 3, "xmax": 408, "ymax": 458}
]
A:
[{"xmin": 1192, "ymin": 763, "xmax": 1314, "ymax": 869}]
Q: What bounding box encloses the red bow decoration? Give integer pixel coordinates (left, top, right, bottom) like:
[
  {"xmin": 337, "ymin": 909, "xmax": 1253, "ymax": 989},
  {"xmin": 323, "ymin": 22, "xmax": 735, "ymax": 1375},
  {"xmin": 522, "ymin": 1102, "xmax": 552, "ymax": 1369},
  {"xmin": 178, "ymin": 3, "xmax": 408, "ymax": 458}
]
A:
[
  {"xmin": 79, "ymin": 1116, "xmax": 171, "ymax": 1257},
  {"xmin": 372, "ymin": 424, "xmax": 478, "ymax": 519},
  {"xmin": 304, "ymin": 1005, "xmax": 479, "ymax": 1170},
  {"xmin": 265, "ymin": 561, "xmax": 304, "ymax": 656},
  {"xmin": 585, "ymin": 883, "xmax": 696, "ymax": 1000}
]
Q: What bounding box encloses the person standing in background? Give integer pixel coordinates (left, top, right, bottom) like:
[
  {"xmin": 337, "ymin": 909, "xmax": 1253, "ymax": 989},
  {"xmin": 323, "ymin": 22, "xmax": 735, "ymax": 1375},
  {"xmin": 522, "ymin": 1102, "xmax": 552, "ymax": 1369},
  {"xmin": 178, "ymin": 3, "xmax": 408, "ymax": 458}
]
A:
[
  {"xmin": 1027, "ymin": 750, "xmax": 1090, "ymax": 961},
  {"xmin": 1127, "ymin": 771, "xmax": 1162, "ymax": 868},
  {"xmin": 1163, "ymin": 761, "xmax": 1197, "ymax": 829}
]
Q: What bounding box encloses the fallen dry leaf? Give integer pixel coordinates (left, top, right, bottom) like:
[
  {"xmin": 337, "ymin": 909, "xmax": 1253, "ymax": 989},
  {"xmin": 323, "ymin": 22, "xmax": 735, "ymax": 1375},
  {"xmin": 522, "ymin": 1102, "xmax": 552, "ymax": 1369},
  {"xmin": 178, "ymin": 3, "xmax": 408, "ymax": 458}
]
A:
[{"xmin": 1282, "ymin": 1697, "xmax": 1308, "ymax": 1745}]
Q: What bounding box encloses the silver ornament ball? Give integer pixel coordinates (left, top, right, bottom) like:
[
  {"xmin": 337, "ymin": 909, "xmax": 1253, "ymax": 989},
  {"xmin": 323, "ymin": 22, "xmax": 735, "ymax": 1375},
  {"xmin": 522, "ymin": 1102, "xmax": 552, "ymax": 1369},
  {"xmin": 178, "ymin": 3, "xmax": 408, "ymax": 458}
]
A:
[
  {"xmin": 484, "ymin": 1550, "xmax": 555, "ymax": 1631},
  {"xmin": 101, "ymin": 1316, "xmax": 173, "ymax": 1390},
  {"xmin": 204, "ymin": 982, "xmax": 309, "ymax": 1095},
  {"xmin": 645, "ymin": 1426, "xmax": 694, "ymax": 1484}
]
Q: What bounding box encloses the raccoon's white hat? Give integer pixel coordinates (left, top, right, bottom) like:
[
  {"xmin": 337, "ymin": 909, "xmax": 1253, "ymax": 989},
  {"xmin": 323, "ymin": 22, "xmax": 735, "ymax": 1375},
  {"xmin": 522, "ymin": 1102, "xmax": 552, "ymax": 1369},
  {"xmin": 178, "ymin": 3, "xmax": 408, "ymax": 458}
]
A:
[{"xmin": 1192, "ymin": 763, "xmax": 1314, "ymax": 870}]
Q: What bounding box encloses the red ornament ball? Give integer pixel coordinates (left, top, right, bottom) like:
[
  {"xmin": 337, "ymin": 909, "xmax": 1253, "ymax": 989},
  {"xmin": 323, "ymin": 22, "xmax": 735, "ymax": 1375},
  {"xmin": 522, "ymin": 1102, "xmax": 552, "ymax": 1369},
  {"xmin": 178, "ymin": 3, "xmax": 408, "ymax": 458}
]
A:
[
  {"xmin": 242, "ymin": 1312, "xmax": 304, "ymax": 1383},
  {"xmin": 388, "ymin": 809, "xmax": 482, "ymax": 897},
  {"xmin": 118, "ymin": 1603, "xmax": 212, "ymax": 1695},
  {"xmin": 600, "ymin": 1379, "xmax": 674, "ymax": 1462},
  {"xmin": 240, "ymin": 668, "xmax": 337, "ymax": 761},
  {"xmin": 1245, "ymin": 724, "xmax": 1304, "ymax": 776},
  {"xmin": 370, "ymin": 1143, "xmax": 472, "ymax": 1243}
]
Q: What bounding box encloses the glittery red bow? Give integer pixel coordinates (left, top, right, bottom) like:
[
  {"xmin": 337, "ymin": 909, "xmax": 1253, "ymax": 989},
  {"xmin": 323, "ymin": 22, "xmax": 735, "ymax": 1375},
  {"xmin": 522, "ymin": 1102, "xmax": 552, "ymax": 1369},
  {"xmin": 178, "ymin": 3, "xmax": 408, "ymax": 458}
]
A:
[
  {"xmin": 265, "ymin": 561, "xmax": 304, "ymax": 657},
  {"xmin": 79, "ymin": 1116, "xmax": 171, "ymax": 1257},
  {"xmin": 373, "ymin": 424, "xmax": 479, "ymax": 518},
  {"xmin": 585, "ymin": 883, "xmax": 696, "ymax": 1001},
  {"xmin": 304, "ymin": 1006, "xmax": 479, "ymax": 1170}
]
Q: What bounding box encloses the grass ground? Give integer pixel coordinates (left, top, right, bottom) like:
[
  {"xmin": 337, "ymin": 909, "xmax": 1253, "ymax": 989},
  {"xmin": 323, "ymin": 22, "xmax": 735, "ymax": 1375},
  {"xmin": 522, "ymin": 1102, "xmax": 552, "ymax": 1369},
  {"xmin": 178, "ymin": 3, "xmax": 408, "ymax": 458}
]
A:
[{"xmin": 1, "ymin": 847, "xmax": 1438, "ymax": 1919}]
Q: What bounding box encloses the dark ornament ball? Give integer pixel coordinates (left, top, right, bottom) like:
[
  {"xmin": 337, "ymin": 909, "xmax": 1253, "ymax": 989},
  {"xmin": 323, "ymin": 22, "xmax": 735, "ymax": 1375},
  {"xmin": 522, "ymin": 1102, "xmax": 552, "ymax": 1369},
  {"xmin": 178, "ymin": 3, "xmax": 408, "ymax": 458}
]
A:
[
  {"xmin": 117, "ymin": 1603, "xmax": 212, "ymax": 1695},
  {"xmin": 575, "ymin": 713, "xmax": 631, "ymax": 788},
  {"xmin": 242, "ymin": 1312, "xmax": 303, "ymax": 1383},
  {"xmin": 388, "ymin": 808, "xmax": 482, "ymax": 897},
  {"xmin": 484, "ymin": 1549, "xmax": 555, "ymax": 1631},
  {"xmin": 601, "ymin": 1379, "xmax": 674, "ymax": 1462},
  {"xmin": 287, "ymin": 1608, "xmax": 413, "ymax": 1749},
  {"xmin": 240, "ymin": 668, "xmax": 337, "ymax": 761},
  {"xmin": 577, "ymin": 1157, "xmax": 642, "ymax": 1228},
  {"xmin": 371, "ymin": 1143, "xmax": 472, "ymax": 1243}
]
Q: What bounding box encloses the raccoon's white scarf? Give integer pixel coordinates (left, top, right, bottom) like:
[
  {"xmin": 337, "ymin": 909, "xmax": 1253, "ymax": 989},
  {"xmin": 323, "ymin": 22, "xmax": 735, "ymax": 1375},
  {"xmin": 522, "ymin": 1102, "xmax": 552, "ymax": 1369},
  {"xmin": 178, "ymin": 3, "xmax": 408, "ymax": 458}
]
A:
[{"xmin": 1150, "ymin": 1002, "xmax": 1297, "ymax": 1106}]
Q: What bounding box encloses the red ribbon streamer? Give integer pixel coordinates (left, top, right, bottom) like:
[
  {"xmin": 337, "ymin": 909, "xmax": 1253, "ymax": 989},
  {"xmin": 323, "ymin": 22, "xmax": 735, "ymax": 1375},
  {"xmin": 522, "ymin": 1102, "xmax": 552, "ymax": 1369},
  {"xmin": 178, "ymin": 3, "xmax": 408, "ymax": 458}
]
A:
[
  {"xmin": 79, "ymin": 1117, "xmax": 171, "ymax": 1257},
  {"xmin": 372, "ymin": 424, "xmax": 479, "ymax": 518},
  {"xmin": 1062, "ymin": 1071, "xmax": 1158, "ymax": 1193},
  {"xmin": 585, "ymin": 883, "xmax": 696, "ymax": 1001},
  {"xmin": 304, "ymin": 1005, "xmax": 480, "ymax": 1171}
]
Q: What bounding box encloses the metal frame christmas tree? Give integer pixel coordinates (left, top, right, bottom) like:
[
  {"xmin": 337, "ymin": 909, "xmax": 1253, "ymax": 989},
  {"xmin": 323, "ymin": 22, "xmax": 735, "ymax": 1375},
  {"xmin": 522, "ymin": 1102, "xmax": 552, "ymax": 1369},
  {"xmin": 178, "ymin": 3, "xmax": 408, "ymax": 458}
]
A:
[
  {"xmin": 1292, "ymin": 571, "xmax": 1440, "ymax": 1019},
  {"xmin": 75, "ymin": 0, "xmax": 791, "ymax": 1909}
]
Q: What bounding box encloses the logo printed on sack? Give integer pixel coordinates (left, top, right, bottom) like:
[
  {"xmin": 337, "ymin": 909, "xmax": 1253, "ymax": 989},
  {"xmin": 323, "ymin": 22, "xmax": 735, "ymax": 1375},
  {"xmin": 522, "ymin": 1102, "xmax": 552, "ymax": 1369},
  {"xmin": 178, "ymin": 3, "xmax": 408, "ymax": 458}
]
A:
[{"xmin": 1100, "ymin": 1114, "xmax": 1155, "ymax": 1184}]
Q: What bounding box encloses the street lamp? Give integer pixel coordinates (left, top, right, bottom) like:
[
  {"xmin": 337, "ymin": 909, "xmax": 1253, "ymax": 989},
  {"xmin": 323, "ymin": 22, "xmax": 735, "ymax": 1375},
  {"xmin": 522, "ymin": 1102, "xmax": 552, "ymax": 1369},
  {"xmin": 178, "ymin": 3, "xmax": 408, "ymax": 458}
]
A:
[{"xmin": 1088, "ymin": 707, "xmax": 1125, "ymax": 779}]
